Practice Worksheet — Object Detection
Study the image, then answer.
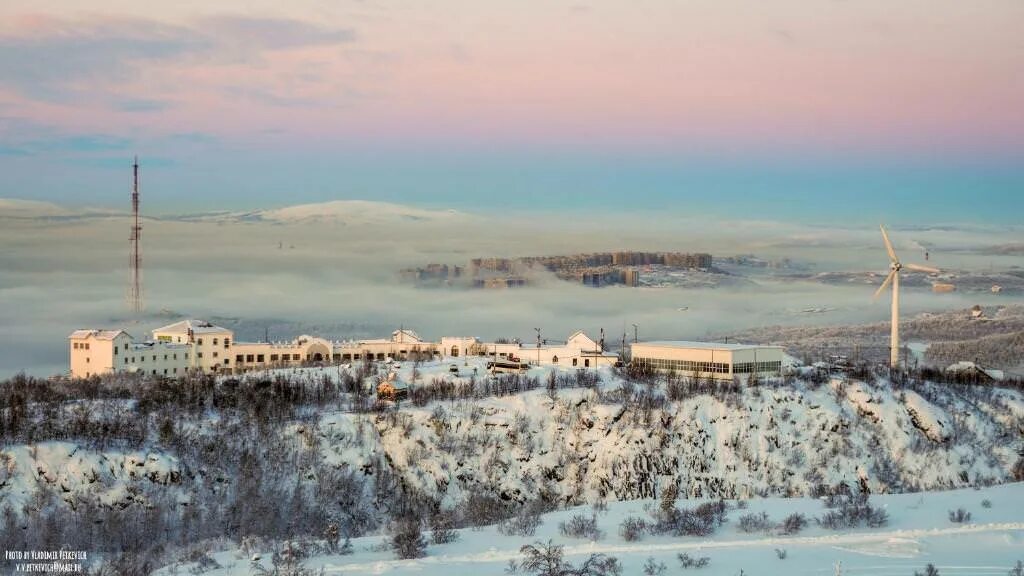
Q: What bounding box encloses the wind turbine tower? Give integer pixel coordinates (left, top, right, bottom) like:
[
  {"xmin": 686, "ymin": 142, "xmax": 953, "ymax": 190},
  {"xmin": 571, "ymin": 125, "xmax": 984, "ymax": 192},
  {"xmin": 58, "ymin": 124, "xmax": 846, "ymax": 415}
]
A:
[
  {"xmin": 874, "ymin": 224, "xmax": 938, "ymax": 369},
  {"xmin": 128, "ymin": 157, "xmax": 143, "ymax": 313}
]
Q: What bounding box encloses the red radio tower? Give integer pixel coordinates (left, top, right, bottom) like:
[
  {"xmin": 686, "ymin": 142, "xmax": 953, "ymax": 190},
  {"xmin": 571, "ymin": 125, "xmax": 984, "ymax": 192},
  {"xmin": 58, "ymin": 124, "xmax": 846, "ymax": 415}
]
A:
[{"xmin": 128, "ymin": 156, "xmax": 143, "ymax": 313}]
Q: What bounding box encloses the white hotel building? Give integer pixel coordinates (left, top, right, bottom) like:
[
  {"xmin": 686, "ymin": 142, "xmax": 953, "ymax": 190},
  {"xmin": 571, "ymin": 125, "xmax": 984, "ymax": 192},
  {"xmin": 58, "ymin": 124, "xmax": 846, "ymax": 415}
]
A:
[{"xmin": 68, "ymin": 320, "xmax": 618, "ymax": 379}]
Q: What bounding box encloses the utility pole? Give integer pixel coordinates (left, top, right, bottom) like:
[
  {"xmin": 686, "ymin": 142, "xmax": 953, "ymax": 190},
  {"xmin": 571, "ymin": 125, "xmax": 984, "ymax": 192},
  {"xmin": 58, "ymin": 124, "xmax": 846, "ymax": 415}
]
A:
[{"xmin": 534, "ymin": 327, "xmax": 542, "ymax": 365}]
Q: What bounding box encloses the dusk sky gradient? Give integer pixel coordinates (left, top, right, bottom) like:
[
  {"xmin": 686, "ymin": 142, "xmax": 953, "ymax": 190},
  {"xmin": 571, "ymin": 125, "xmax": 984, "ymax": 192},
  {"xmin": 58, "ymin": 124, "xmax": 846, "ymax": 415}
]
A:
[{"xmin": 1, "ymin": 1, "xmax": 1022, "ymax": 222}]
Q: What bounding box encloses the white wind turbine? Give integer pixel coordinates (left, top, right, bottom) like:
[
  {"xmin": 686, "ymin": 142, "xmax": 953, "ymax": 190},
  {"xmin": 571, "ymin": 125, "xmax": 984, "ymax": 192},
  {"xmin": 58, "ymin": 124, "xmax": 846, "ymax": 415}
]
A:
[{"xmin": 874, "ymin": 224, "xmax": 940, "ymax": 369}]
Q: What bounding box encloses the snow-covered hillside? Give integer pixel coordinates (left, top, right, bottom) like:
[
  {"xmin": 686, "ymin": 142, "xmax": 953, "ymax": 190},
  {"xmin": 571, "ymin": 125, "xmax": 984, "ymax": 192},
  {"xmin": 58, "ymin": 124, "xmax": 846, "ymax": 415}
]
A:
[
  {"xmin": 179, "ymin": 200, "xmax": 466, "ymax": 225},
  {"xmin": 2, "ymin": 359, "xmax": 1022, "ymax": 573}
]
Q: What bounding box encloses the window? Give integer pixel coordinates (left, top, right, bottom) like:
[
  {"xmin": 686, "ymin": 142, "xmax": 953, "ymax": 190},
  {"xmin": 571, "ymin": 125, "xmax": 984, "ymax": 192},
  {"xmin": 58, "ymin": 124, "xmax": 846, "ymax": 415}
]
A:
[
  {"xmin": 246, "ymin": 354, "xmax": 254, "ymax": 362},
  {"xmin": 213, "ymin": 338, "xmax": 218, "ymax": 346},
  {"xmin": 223, "ymin": 359, "xmax": 229, "ymax": 365},
  {"xmin": 85, "ymin": 343, "xmax": 90, "ymax": 350},
  {"xmin": 212, "ymin": 351, "xmax": 218, "ymax": 358},
  {"xmin": 224, "ymin": 338, "xmax": 230, "ymax": 348},
  {"xmin": 236, "ymin": 355, "xmax": 244, "ymax": 363},
  {"xmin": 113, "ymin": 347, "xmax": 117, "ymax": 355},
  {"xmin": 572, "ymin": 358, "xmax": 578, "ymax": 366},
  {"xmin": 270, "ymin": 354, "xmax": 279, "ymax": 362},
  {"xmin": 73, "ymin": 343, "xmax": 78, "ymax": 349},
  {"xmin": 552, "ymin": 355, "xmax": 558, "ymax": 364},
  {"xmin": 173, "ymin": 354, "xmax": 177, "ymax": 360},
  {"xmin": 140, "ymin": 356, "xmax": 144, "ymax": 363},
  {"xmin": 198, "ymin": 338, "xmax": 203, "ymax": 345},
  {"xmin": 164, "ymin": 355, "xmax": 168, "ymax": 360},
  {"xmin": 293, "ymin": 354, "xmax": 300, "ymax": 361},
  {"xmin": 86, "ymin": 357, "xmax": 90, "ymax": 363},
  {"xmin": 197, "ymin": 352, "xmax": 203, "ymax": 358},
  {"xmin": 173, "ymin": 367, "xmax": 178, "ymax": 373},
  {"xmin": 257, "ymin": 354, "xmax": 264, "ymax": 363},
  {"xmin": 124, "ymin": 358, "xmax": 128, "ymax": 364},
  {"xmin": 152, "ymin": 355, "xmax": 156, "ymax": 361}
]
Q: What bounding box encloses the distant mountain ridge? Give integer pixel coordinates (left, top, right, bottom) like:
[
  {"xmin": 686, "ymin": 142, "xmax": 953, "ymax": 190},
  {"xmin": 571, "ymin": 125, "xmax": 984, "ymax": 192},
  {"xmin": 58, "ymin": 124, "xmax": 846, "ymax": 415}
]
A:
[{"xmin": 0, "ymin": 198, "xmax": 467, "ymax": 225}]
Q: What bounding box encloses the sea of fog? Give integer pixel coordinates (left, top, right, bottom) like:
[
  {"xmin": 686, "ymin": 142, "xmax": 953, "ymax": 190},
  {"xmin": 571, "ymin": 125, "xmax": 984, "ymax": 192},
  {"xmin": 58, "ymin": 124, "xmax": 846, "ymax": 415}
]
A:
[{"xmin": 1, "ymin": 205, "xmax": 1021, "ymax": 378}]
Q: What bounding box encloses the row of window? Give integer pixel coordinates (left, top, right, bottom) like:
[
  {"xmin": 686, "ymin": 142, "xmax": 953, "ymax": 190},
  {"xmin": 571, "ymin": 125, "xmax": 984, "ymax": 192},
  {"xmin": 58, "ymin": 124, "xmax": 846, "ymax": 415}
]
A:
[
  {"xmin": 73, "ymin": 342, "xmax": 90, "ymax": 350},
  {"xmin": 195, "ymin": 338, "xmax": 230, "ymax": 347},
  {"xmin": 123, "ymin": 353, "xmax": 190, "ymax": 364},
  {"xmin": 732, "ymin": 361, "xmax": 783, "ymax": 374},
  {"xmin": 633, "ymin": 357, "xmax": 732, "ymax": 374},
  {"xmin": 633, "ymin": 357, "xmax": 781, "ymax": 375}
]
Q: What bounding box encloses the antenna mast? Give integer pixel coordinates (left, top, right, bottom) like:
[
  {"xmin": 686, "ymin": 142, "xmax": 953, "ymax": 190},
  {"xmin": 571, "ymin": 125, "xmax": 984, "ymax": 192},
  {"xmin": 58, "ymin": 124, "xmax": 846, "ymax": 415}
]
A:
[{"xmin": 128, "ymin": 157, "xmax": 143, "ymax": 313}]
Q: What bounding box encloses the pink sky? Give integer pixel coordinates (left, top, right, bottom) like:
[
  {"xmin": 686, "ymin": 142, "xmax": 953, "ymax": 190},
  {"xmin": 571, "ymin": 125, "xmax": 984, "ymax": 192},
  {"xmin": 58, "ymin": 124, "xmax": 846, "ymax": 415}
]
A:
[{"xmin": 1, "ymin": 1, "xmax": 1022, "ymax": 157}]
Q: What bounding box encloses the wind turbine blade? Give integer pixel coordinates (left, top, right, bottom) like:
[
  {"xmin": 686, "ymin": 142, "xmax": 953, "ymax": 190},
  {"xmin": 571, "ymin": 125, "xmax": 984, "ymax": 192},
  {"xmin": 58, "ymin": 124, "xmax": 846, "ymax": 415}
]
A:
[
  {"xmin": 873, "ymin": 270, "xmax": 896, "ymax": 300},
  {"xmin": 880, "ymin": 224, "xmax": 898, "ymax": 262},
  {"xmin": 904, "ymin": 263, "xmax": 940, "ymax": 274}
]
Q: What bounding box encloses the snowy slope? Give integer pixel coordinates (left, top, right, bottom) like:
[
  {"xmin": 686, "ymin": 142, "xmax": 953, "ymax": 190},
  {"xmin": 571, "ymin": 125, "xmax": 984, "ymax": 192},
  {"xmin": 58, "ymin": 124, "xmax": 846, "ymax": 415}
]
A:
[{"xmin": 161, "ymin": 482, "xmax": 1024, "ymax": 576}]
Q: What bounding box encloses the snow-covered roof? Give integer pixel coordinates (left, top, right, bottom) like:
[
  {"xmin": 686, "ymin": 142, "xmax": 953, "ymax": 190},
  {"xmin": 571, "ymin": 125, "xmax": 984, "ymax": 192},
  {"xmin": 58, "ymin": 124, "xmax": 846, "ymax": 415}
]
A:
[
  {"xmin": 68, "ymin": 329, "xmax": 129, "ymax": 341},
  {"xmin": 946, "ymin": 361, "xmax": 1004, "ymax": 381},
  {"xmin": 152, "ymin": 319, "xmax": 231, "ymax": 335},
  {"xmin": 634, "ymin": 340, "xmax": 784, "ymax": 351},
  {"xmin": 391, "ymin": 329, "xmax": 423, "ymax": 343}
]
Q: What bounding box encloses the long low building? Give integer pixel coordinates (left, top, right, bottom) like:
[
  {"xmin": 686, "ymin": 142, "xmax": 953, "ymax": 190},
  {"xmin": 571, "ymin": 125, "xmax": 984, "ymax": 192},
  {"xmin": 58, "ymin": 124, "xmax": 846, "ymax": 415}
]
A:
[
  {"xmin": 68, "ymin": 320, "xmax": 617, "ymax": 378},
  {"xmin": 630, "ymin": 340, "xmax": 784, "ymax": 381}
]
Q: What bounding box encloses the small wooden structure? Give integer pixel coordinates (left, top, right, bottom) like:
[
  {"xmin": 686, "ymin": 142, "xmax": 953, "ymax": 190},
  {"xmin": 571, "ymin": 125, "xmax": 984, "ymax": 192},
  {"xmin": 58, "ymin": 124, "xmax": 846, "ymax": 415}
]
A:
[{"xmin": 377, "ymin": 372, "xmax": 409, "ymax": 400}]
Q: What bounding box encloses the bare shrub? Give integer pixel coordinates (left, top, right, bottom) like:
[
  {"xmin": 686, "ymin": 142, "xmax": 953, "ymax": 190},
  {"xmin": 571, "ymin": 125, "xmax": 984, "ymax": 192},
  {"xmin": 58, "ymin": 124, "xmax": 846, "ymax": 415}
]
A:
[
  {"xmin": 817, "ymin": 493, "xmax": 888, "ymax": 530},
  {"xmin": 619, "ymin": 517, "xmax": 648, "ymax": 542},
  {"xmin": 519, "ymin": 541, "xmax": 621, "ymax": 576},
  {"xmin": 948, "ymin": 508, "xmax": 972, "ymax": 523},
  {"xmin": 559, "ymin": 514, "xmax": 604, "ymax": 541},
  {"xmin": 677, "ymin": 553, "xmax": 710, "ymax": 569},
  {"xmin": 779, "ymin": 512, "xmax": 807, "ymax": 535},
  {"xmin": 390, "ymin": 518, "xmax": 427, "ymax": 560},
  {"xmin": 499, "ymin": 506, "xmax": 544, "ymax": 537},
  {"xmin": 774, "ymin": 548, "xmax": 787, "ymax": 560},
  {"xmin": 429, "ymin": 511, "xmax": 460, "ymax": 544},
  {"xmin": 737, "ymin": 511, "xmax": 773, "ymax": 534},
  {"xmin": 642, "ymin": 557, "xmax": 667, "ymax": 575}
]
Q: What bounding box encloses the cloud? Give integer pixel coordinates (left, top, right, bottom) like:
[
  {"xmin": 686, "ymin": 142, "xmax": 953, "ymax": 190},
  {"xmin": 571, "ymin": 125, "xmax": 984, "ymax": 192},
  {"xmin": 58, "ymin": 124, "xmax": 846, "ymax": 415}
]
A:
[
  {"xmin": 0, "ymin": 13, "xmax": 356, "ymax": 102},
  {"xmin": 0, "ymin": 15, "xmax": 209, "ymax": 101},
  {"xmin": 194, "ymin": 15, "xmax": 355, "ymax": 51},
  {"xmin": 114, "ymin": 98, "xmax": 173, "ymax": 112}
]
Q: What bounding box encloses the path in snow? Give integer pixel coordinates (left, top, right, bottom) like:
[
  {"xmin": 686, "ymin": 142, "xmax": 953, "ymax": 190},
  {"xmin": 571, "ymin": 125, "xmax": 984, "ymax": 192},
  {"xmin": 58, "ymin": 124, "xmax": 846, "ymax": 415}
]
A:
[{"xmin": 318, "ymin": 522, "xmax": 1024, "ymax": 573}]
